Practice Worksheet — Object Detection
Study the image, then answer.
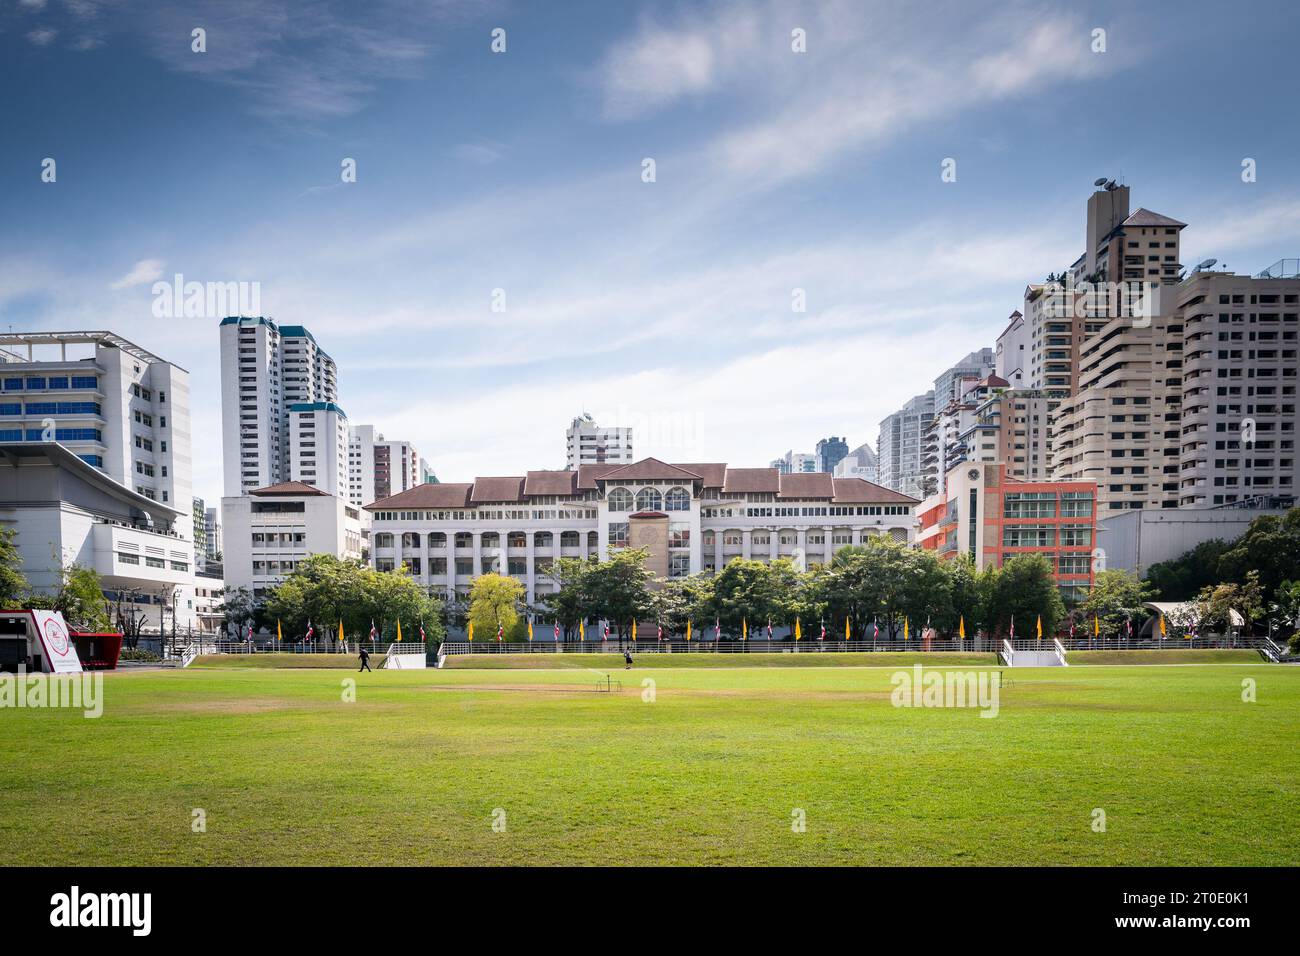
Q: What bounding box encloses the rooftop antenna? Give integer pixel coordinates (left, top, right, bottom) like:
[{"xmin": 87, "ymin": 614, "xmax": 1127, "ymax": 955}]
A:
[{"xmin": 1093, "ymin": 177, "xmax": 1108, "ymax": 188}]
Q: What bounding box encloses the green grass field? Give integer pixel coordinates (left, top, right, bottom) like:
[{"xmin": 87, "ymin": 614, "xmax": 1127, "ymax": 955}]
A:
[{"xmin": 2, "ymin": 658, "xmax": 1295, "ymax": 866}]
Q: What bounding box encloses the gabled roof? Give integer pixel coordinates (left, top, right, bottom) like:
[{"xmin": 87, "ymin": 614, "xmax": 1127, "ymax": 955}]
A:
[
  {"xmin": 365, "ymin": 482, "xmax": 472, "ymax": 510},
  {"xmin": 1123, "ymin": 208, "xmax": 1186, "ymax": 229},
  {"xmin": 778, "ymin": 472, "xmax": 834, "ymax": 499},
  {"xmin": 523, "ymin": 470, "xmax": 576, "ymax": 497},
  {"xmin": 470, "ymin": 476, "xmax": 525, "ymax": 504},
  {"xmin": 251, "ymin": 481, "xmax": 329, "ymax": 497},
  {"xmin": 672, "ymin": 462, "xmax": 727, "ymax": 488},
  {"xmin": 831, "ymin": 477, "xmax": 918, "ymax": 504},
  {"xmin": 596, "ymin": 457, "xmax": 702, "ymax": 483},
  {"xmin": 723, "ymin": 467, "xmax": 781, "ymax": 494},
  {"xmin": 576, "ymin": 463, "xmax": 620, "ymax": 490}
]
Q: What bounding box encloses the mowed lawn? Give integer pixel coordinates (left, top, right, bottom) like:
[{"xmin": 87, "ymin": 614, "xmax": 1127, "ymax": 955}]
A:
[{"xmin": 1, "ymin": 660, "xmax": 1296, "ymax": 866}]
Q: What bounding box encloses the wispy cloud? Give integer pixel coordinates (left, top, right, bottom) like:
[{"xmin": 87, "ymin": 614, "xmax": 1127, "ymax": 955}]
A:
[{"xmin": 109, "ymin": 258, "xmax": 165, "ymax": 290}]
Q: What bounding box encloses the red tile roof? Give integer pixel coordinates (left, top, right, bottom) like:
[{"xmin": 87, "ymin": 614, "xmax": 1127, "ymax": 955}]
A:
[
  {"xmin": 523, "ymin": 470, "xmax": 577, "ymax": 496},
  {"xmin": 723, "ymin": 468, "xmax": 780, "ymax": 494},
  {"xmin": 596, "ymin": 457, "xmax": 703, "ymax": 483},
  {"xmin": 672, "ymin": 462, "xmax": 727, "ymax": 488},
  {"xmin": 576, "ymin": 463, "xmax": 620, "ymax": 490},
  {"xmin": 831, "ymin": 477, "xmax": 918, "ymax": 504},
  {"xmin": 777, "ymin": 472, "xmax": 834, "ymax": 499},
  {"xmin": 364, "ymin": 483, "xmax": 473, "ymax": 510},
  {"xmin": 250, "ymin": 481, "xmax": 330, "ymax": 497},
  {"xmin": 470, "ymin": 476, "xmax": 525, "ymax": 504}
]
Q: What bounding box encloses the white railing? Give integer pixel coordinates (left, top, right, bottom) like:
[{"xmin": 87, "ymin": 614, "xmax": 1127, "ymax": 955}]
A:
[
  {"xmin": 180, "ymin": 644, "xmax": 199, "ymax": 668},
  {"xmin": 1001, "ymin": 639, "xmax": 1014, "ymax": 667},
  {"xmin": 1053, "ymin": 638, "xmax": 1068, "ymax": 667}
]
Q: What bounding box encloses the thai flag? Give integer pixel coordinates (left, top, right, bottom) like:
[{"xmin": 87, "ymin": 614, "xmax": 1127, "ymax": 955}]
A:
[
  {"xmin": 369, "ymin": 620, "xmax": 377, "ymax": 641},
  {"xmin": 603, "ymin": 622, "xmax": 609, "ymax": 641},
  {"xmin": 497, "ymin": 623, "xmax": 503, "ymax": 642},
  {"xmin": 554, "ymin": 622, "xmax": 560, "ymax": 641},
  {"xmin": 766, "ymin": 620, "xmax": 772, "ymax": 639},
  {"xmin": 246, "ymin": 623, "xmax": 253, "ymax": 640},
  {"xmin": 714, "ymin": 618, "xmax": 720, "ymax": 639},
  {"xmin": 819, "ymin": 621, "xmax": 825, "ymax": 641},
  {"xmin": 657, "ymin": 623, "xmax": 663, "ymax": 641},
  {"xmin": 304, "ymin": 621, "xmax": 314, "ymax": 641},
  {"xmin": 419, "ymin": 622, "xmax": 426, "ymax": 642}
]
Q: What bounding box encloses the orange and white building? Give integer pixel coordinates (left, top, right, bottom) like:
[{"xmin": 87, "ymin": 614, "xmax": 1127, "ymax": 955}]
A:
[{"xmin": 916, "ymin": 462, "xmax": 1098, "ymax": 602}]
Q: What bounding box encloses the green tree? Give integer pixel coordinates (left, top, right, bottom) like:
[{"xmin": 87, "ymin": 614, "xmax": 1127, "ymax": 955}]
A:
[
  {"xmin": 706, "ymin": 558, "xmax": 802, "ymax": 637},
  {"xmin": 220, "ymin": 586, "xmax": 258, "ymax": 638},
  {"xmin": 0, "ymin": 527, "xmax": 29, "ymax": 609},
  {"xmin": 1193, "ymin": 570, "xmax": 1265, "ymax": 637},
  {"xmin": 583, "ymin": 548, "xmax": 654, "ymax": 638},
  {"xmin": 816, "ymin": 537, "xmax": 950, "ymax": 639},
  {"xmin": 648, "ymin": 574, "xmax": 713, "ymax": 639},
  {"xmin": 468, "ymin": 573, "xmax": 524, "ymax": 640},
  {"xmin": 1144, "ymin": 538, "xmax": 1232, "ymax": 601},
  {"xmin": 1077, "ymin": 569, "xmax": 1156, "ymax": 637},
  {"xmin": 1219, "ymin": 508, "xmax": 1300, "ymax": 605},
  {"xmin": 941, "ymin": 556, "xmax": 990, "ymax": 639},
  {"xmin": 987, "ymin": 553, "xmax": 1065, "ymax": 639},
  {"xmin": 52, "ymin": 565, "xmax": 111, "ymax": 631},
  {"xmin": 544, "ymin": 556, "xmax": 597, "ymax": 639}
]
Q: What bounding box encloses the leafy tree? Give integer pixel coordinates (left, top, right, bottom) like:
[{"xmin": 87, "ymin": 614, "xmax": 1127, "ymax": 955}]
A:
[
  {"xmin": 220, "ymin": 586, "xmax": 258, "ymax": 638},
  {"xmin": 544, "ymin": 556, "xmax": 597, "ymax": 639},
  {"xmin": 816, "ymin": 537, "xmax": 950, "ymax": 639},
  {"xmin": 1144, "ymin": 538, "xmax": 1232, "ymax": 601},
  {"xmin": 941, "ymin": 556, "xmax": 991, "ymax": 639},
  {"xmin": 467, "ymin": 573, "xmax": 524, "ymax": 640},
  {"xmin": 1219, "ymin": 508, "xmax": 1300, "ymax": 605},
  {"xmin": 583, "ymin": 548, "xmax": 654, "ymax": 638},
  {"xmin": 648, "ymin": 574, "xmax": 713, "ymax": 638},
  {"xmin": 1077, "ymin": 569, "xmax": 1156, "ymax": 636},
  {"xmin": 1270, "ymin": 579, "xmax": 1300, "ymax": 648},
  {"xmin": 18, "ymin": 563, "xmax": 110, "ymax": 631},
  {"xmin": 987, "ymin": 553, "xmax": 1065, "ymax": 638},
  {"xmin": 263, "ymin": 555, "xmax": 444, "ymax": 643},
  {"xmin": 1193, "ymin": 571, "xmax": 1265, "ymax": 637},
  {"xmin": 707, "ymin": 558, "xmax": 801, "ymax": 636},
  {"xmin": 0, "ymin": 527, "xmax": 29, "ymax": 609}
]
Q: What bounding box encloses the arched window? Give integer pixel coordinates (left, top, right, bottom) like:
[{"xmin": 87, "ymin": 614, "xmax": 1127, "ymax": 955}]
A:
[
  {"xmin": 480, "ymin": 532, "xmax": 499, "ymax": 549},
  {"xmin": 665, "ymin": 486, "xmax": 690, "ymax": 511},
  {"xmin": 534, "ymin": 531, "xmax": 553, "ymax": 548},
  {"xmin": 608, "ymin": 488, "xmax": 632, "ymax": 512},
  {"xmin": 374, "ymin": 533, "xmax": 394, "ymax": 548},
  {"xmin": 635, "ymin": 488, "xmax": 662, "ymax": 512},
  {"xmin": 428, "ymin": 532, "xmax": 446, "ymax": 548},
  {"xmin": 402, "ymin": 532, "xmax": 421, "ymax": 548},
  {"xmin": 560, "ymin": 531, "xmax": 579, "ymax": 547}
]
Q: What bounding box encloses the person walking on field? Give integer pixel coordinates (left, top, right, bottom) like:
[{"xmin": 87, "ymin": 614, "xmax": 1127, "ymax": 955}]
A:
[
  {"xmin": 623, "ymin": 648, "xmax": 634, "ymax": 670},
  {"xmin": 358, "ymin": 646, "xmax": 372, "ymax": 672}
]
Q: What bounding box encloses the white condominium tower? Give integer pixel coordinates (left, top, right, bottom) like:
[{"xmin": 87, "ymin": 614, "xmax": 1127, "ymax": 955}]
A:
[
  {"xmin": 566, "ymin": 414, "xmax": 632, "ymax": 469},
  {"xmin": 219, "ymin": 317, "xmax": 343, "ymax": 496},
  {"xmin": 347, "ymin": 424, "xmax": 423, "ymax": 507}
]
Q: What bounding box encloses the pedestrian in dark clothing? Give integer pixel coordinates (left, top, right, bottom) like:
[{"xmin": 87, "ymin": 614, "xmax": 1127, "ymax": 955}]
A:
[
  {"xmin": 358, "ymin": 647, "xmax": 372, "ymax": 672},
  {"xmin": 623, "ymin": 649, "xmax": 633, "ymax": 670}
]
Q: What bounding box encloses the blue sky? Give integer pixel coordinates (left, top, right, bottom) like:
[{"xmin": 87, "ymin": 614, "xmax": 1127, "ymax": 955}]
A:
[{"xmin": 4, "ymin": 0, "xmax": 1300, "ymax": 507}]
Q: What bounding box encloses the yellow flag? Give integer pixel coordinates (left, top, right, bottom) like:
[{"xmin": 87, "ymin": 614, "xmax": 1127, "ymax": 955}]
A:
[
  {"xmin": 959, "ymin": 615, "xmax": 966, "ymax": 640},
  {"xmin": 277, "ymin": 619, "xmax": 282, "ymax": 642},
  {"xmin": 1093, "ymin": 615, "xmax": 1099, "ymax": 637},
  {"xmin": 846, "ymin": 618, "xmax": 851, "ymax": 640},
  {"xmin": 742, "ymin": 618, "xmax": 747, "ymax": 641},
  {"xmin": 396, "ymin": 619, "xmax": 403, "ymax": 642},
  {"xmin": 338, "ymin": 620, "xmax": 345, "ymax": 644},
  {"xmin": 468, "ymin": 620, "xmax": 474, "ymax": 642},
  {"xmin": 795, "ymin": 618, "xmax": 802, "ymax": 642},
  {"xmin": 686, "ymin": 620, "xmax": 692, "ymax": 641},
  {"xmin": 1036, "ymin": 615, "xmax": 1042, "ymax": 639},
  {"xmin": 528, "ymin": 620, "xmax": 533, "ymax": 641},
  {"xmin": 1159, "ymin": 614, "xmax": 1167, "ymax": 637},
  {"xmin": 580, "ymin": 620, "xmax": 585, "ymax": 640},
  {"xmin": 903, "ymin": 617, "xmax": 909, "ymax": 641},
  {"xmin": 632, "ymin": 619, "xmax": 637, "ymax": 640}
]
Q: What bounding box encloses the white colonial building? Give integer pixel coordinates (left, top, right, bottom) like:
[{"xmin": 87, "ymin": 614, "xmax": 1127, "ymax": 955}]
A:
[{"xmin": 365, "ymin": 457, "xmax": 916, "ymax": 604}]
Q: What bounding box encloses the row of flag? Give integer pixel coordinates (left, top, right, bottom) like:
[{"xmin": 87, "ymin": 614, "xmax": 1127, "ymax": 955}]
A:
[{"xmin": 259, "ymin": 618, "xmax": 428, "ymax": 642}]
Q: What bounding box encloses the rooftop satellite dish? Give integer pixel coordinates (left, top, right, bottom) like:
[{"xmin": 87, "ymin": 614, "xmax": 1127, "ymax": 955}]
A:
[
  {"xmin": 1195, "ymin": 258, "xmax": 1217, "ymax": 272},
  {"xmin": 1093, "ymin": 177, "xmax": 1108, "ymax": 187},
  {"xmin": 1105, "ymin": 180, "xmax": 1117, "ymax": 190}
]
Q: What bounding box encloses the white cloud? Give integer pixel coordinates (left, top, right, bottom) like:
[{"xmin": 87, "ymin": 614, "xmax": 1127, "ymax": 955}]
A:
[
  {"xmin": 109, "ymin": 258, "xmax": 165, "ymax": 290},
  {"xmin": 26, "ymin": 28, "xmax": 57, "ymax": 45}
]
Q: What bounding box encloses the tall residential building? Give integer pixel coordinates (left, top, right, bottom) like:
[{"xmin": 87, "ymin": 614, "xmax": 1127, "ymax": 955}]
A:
[
  {"xmin": 1173, "ymin": 263, "xmax": 1300, "ymax": 507},
  {"xmin": 192, "ymin": 496, "xmax": 208, "ymax": 567},
  {"xmin": 994, "ymin": 311, "xmax": 1029, "ymax": 386},
  {"xmin": 347, "ymin": 425, "xmax": 423, "ymax": 506},
  {"xmin": 566, "ymin": 414, "xmax": 632, "ymax": 469},
  {"xmin": 815, "ymin": 436, "xmax": 849, "ymax": 474},
  {"xmin": 933, "ymin": 349, "xmax": 995, "ymax": 405},
  {"xmin": 204, "ymin": 506, "xmax": 222, "ymax": 559},
  {"xmin": 418, "ymin": 457, "xmax": 438, "ymax": 485},
  {"xmin": 771, "ymin": 451, "xmax": 817, "ymax": 474},
  {"xmin": 219, "ymin": 316, "xmax": 339, "ymax": 497},
  {"xmin": 876, "ymin": 391, "xmax": 935, "ymax": 500},
  {"xmin": 834, "ymin": 442, "xmax": 878, "ymax": 482},
  {"xmin": 288, "ymin": 401, "xmax": 348, "ymax": 497}
]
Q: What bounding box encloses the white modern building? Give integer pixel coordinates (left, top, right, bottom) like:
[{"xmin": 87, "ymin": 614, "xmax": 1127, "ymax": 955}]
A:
[
  {"xmin": 771, "ymin": 451, "xmax": 817, "ymax": 474},
  {"xmin": 565, "ymin": 414, "xmax": 632, "ymax": 469},
  {"xmin": 347, "ymin": 424, "xmax": 423, "ymax": 508},
  {"xmin": 203, "ymin": 506, "xmax": 222, "ymax": 560},
  {"xmin": 876, "ymin": 391, "xmax": 935, "ymax": 499},
  {"xmin": 219, "ymin": 316, "xmax": 339, "ymax": 497},
  {"xmin": 221, "ymin": 481, "xmax": 366, "ymax": 599},
  {"xmin": 834, "ymin": 442, "xmax": 879, "ymax": 481},
  {"xmin": 0, "ymin": 443, "xmax": 202, "ymax": 630},
  {"xmin": 288, "ymin": 401, "xmax": 348, "ymax": 496},
  {"xmin": 365, "ymin": 457, "xmax": 916, "ymax": 605}
]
